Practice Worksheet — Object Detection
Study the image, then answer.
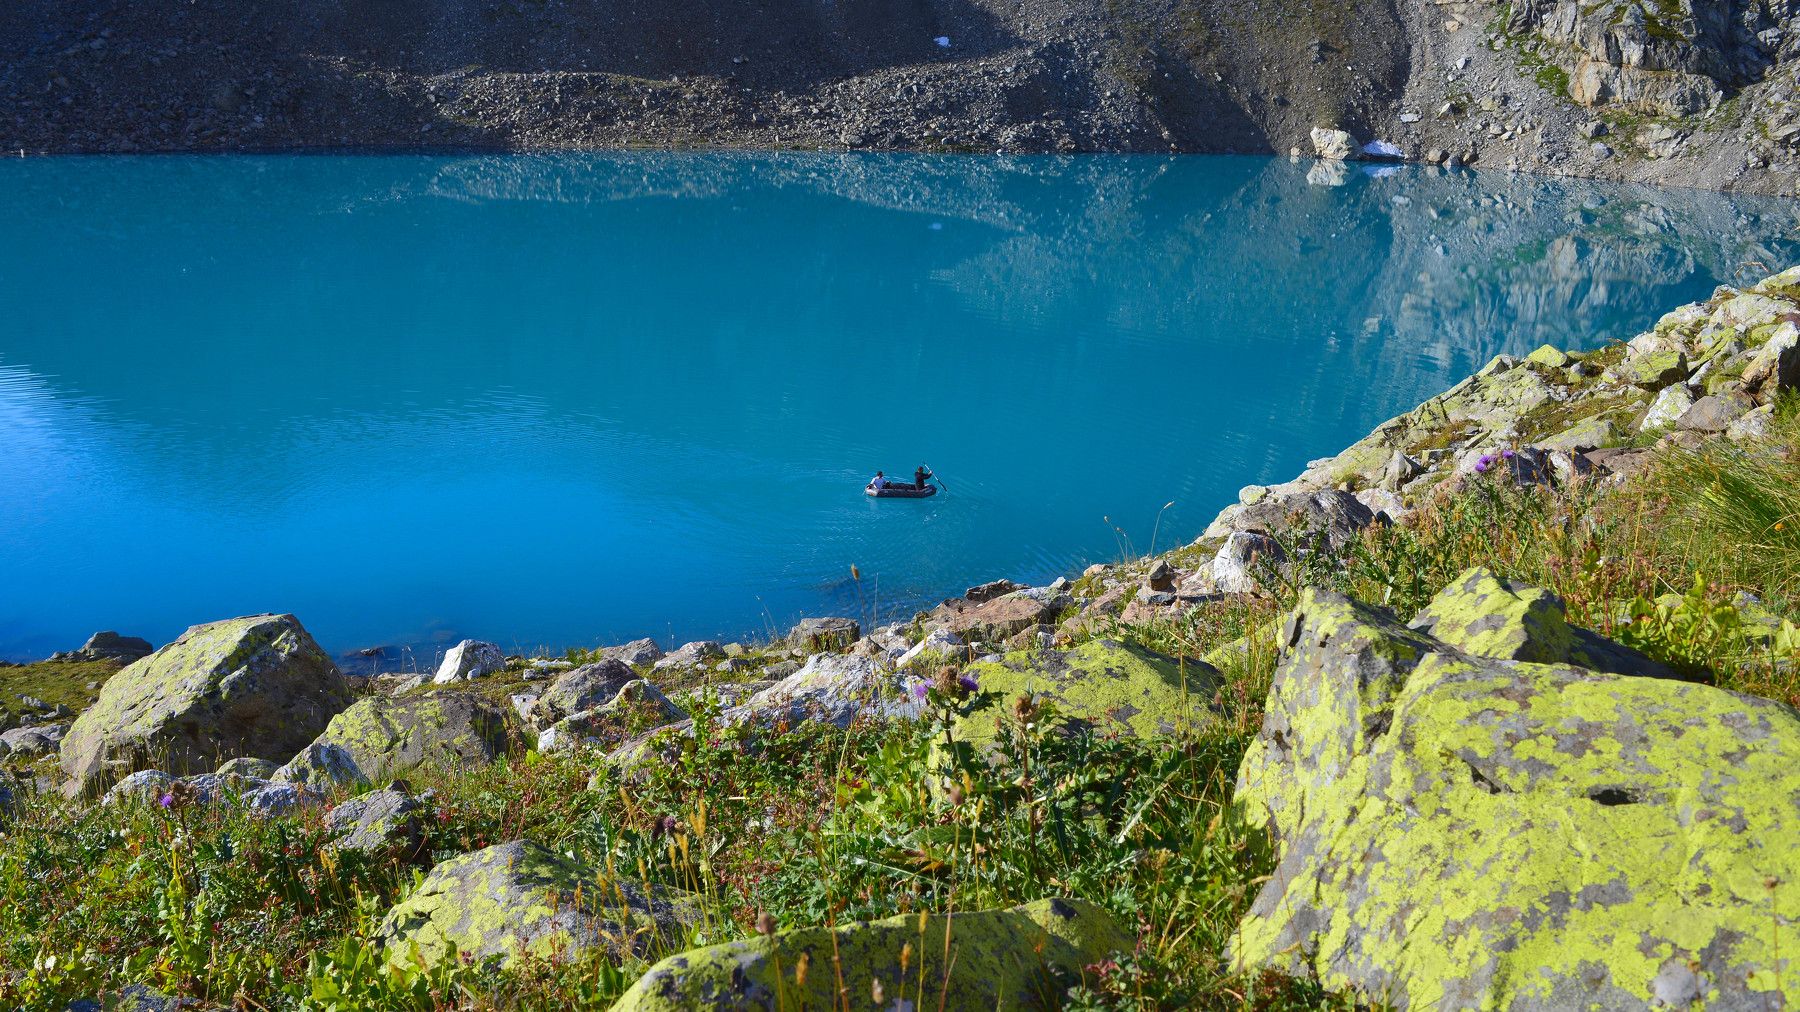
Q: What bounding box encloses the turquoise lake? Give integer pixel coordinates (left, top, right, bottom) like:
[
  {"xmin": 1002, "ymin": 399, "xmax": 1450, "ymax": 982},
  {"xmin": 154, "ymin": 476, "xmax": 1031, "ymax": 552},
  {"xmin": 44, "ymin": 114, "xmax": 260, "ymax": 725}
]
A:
[{"xmin": 2, "ymin": 153, "xmax": 1796, "ymax": 664}]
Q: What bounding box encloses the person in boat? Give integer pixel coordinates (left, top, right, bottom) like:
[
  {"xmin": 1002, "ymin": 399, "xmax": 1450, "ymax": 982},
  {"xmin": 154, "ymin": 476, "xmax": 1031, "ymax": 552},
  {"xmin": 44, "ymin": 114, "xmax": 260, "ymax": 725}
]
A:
[
  {"xmin": 870, "ymin": 470, "xmax": 887, "ymax": 490},
  {"xmin": 914, "ymin": 465, "xmax": 928, "ymax": 490}
]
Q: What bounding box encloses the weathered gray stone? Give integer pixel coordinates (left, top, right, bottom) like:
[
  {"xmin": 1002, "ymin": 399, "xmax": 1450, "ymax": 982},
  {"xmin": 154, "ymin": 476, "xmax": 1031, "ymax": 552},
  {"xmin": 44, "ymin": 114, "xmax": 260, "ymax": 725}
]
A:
[
  {"xmin": 273, "ymin": 741, "xmax": 369, "ymax": 792},
  {"xmin": 599, "ymin": 638, "xmax": 664, "ymax": 667},
  {"xmin": 530, "ymin": 659, "xmax": 637, "ymax": 727},
  {"xmin": 50, "ymin": 631, "xmax": 154, "ymax": 665},
  {"xmin": 310, "ymin": 690, "xmax": 520, "ymax": 782},
  {"xmin": 59, "ymin": 614, "xmax": 352, "ymax": 793},
  {"xmin": 786, "ymin": 617, "xmax": 861, "ymax": 654},
  {"xmin": 1310, "ymin": 126, "xmax": 1356, "ymax": 160},
  {"xmin": 1676, "ymin": 390, "xmax": 1755, "ymax": 431},
  {"xmin": 537, "ymin": 680, "xmax": 686, "ymax": 753},
  {"xmin": 1, "ymin": 722, "xmax": 67, "ymax": 759},
  {"xmin": 326, "ymin": 787, "xmax": 426, "ymax": 854},
  {"xmin": 1640, "ymin": 384, "xmax": 1695, "ymax": 430},
  {"xmin": 652, "ymin": 641, "xmax": 724, "ymax": 671},
  {"xmin": 1211, "ymin": 531, "xmax": 1288, "ymax": 594}
]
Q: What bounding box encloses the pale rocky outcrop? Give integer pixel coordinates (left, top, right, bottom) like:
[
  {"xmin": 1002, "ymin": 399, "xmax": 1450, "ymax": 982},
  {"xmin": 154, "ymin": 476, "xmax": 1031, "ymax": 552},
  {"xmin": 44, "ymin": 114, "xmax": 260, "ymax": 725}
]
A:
[
  {"xmin": 308, "ymin": 690, "xmax": 520, "ymax": 782},
  {"xmin": 432, "ymin": 640, "xmax": 506, "ymax": 684}
]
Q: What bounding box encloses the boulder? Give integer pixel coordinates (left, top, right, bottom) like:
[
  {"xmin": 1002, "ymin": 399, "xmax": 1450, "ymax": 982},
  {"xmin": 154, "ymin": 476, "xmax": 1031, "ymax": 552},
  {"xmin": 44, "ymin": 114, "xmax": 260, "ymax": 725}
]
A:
[
  {"xmin": 1310, "ymin": 126, "xmax": 1356, "ymax": 160},
  {"xmin": 1209, "ymin": 488, "xmax": 1375, "ymax": 554},
  {"xmin": 432, "ymin": 640, "xmax": 506, "ymax": 684},
  {"xmin": 786, "ymin": 617, "xmax": 861, "ymax": 654},
  {"xmin": 729, "ymin": 653, "xmax": 920, "ymax": 729},
  {"xmin": 1742, "ymin": 321, "xmax": 1799, "ymax": 394},
  {"xmin": 375, "ymin": 840, "xmax": 698, "ymax": 970},
  {"xmin": 1727, "ymin": 403, "xmax": 1776, "ymax": 441},
  {"xmin": 930, "ymin": 589, "xmax": 1071, "ymax": 644},
  {"xmin": 1620, "ymin": 347, "xmax": 1690, "ymax": 390},
  {"xmin": 1408, "ymin": 567, "xmax": 1673, "ymax": 678},
  {"xmin": 326, "ymin": 787, "xmax": 427, "ymax": 854},
  {"xmin": 59, "ymin": 614, "xmax": 352, "ymax": 793},
  {"xmin": 956, "ymin": 639, "xmax": 1218, "ymax": 748},
  {"xmin": 310, "ymin": 689, "xmax": 519, "ymax": 782},
  {"xmin": 1639, "ymin": 383, "xmax": 1695, "ymax": 431},
  {"xmin": 599, "ymin": 638, "xmax": 665, "ymax": 667},
  {"xmin": 65, "ymin": 983, "xmax": 226, "ymax": 1012},
  {"xmin": 1377, "ymin": 449, "xmax": 1423, "ymax": 491},
  {"xmin": 897, "ymin": 628, "xmax": 963, "ymax": 669},
  {"xmin": 964, "ymin": 579, "xmax": 1025, "ymax": 603},
  {"xmin": 50, "ymin": 631, "xmax": 154, "ymax": 665},
  {"xmin": 652, "ymin": 641, "xmax": 724, "ymax": 671},
  {"xmin": 1677, "ymin": 390, "xmax": 1756, "ymax": 432},
  {"xmin": 100, "ymin": 770, "xmax": 175, "ymax": 806},
  {"xmin": 1, "ymin": 722, "xmax": 67, "ymax": 759},
  {"xmin": 538, "ymin": 680, "xmax": 686, "ymax": 753},
  {"xmin": 272, "ymin": 741, "xmax": 369, "ymax": 792},
  {"xmin": 1538, "ymin": 415, "xmax": 1619, "ymax": 453},
  {"xmin": 1232, "ymin": 584, "xmax": 1800, "ymax": 1007},
  {"xmin": 530, "ymin": 659, "xmax": 637, "ymax": 727},
  {"xmin": 1210, "ymin": 531, "xmax": 1288, "ymax": 595},
  {"xmin": 613, "ymin": 898, "xmax": 1129, "ymax": 1011},
  {"xmin": 1144, "ymin": 560, "xmax": 1176, "ymax": 592}
]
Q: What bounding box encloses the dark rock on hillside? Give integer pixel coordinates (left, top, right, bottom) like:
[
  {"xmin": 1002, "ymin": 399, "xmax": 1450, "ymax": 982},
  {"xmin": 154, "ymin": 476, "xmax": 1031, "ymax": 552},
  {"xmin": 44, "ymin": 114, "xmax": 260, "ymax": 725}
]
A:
[
  {"xmin": 1232, "ymin": 572, "xmax": 1800, "ymax": 1007},
  {"xmin": 59, "ymin": 614, "xmax": 352, "ymax": 794},
  {"xmin": 49, "ymin": 631, "xmax": 153, "ymax": 665}
]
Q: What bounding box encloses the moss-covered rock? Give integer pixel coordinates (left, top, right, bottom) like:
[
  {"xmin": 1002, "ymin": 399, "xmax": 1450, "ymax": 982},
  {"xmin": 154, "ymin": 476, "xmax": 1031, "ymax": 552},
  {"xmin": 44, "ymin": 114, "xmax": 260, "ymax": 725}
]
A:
[
  {"xmin": 957, "ymin": 640, "xmax": 1217, "ymax": 747},
  {"xmin": 530, "ymin": 659, "xmax": 638, "ymax": 728},
  {"xmin": 1619, "ymin": 347, "xmax": 1690, "ymax": 389},
  {"xmin": 272, "ymin": 741, "xmax": 369, "ymax": 792},
  {"xmin": 538, "ymin": 679, "xmax": 686, "ymax": 753},
  {"xmin": 59, "ymin": 614, "xmax": 352, "ymax": 793},
  {"xmin": 376, "ymin": 840, "xmax": 697, "ymax": 970},
  {"xmin": 1232, "ymin": 584, "xmax": 1800, "ymax": 1007},
  {"xmin": 326, "ymin": 787, "xmax": 425, "ymax": 855},
  {"xmin": 312, "ymin": 689, "xmax": 520, "ymax": 782},
  {"xmin": 1409, "ymin": 566, "xmax": 1672, "ymax": 678},
  {"xmin": 612, "ymin": 897, "xmax": 1128, "ymax": 1011}
]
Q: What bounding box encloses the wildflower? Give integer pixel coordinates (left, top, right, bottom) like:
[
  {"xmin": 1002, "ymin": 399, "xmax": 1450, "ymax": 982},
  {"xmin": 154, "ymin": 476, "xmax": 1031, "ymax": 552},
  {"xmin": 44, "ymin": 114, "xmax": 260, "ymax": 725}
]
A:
[
  {"xmin": 872, "ymin": 979, "xmax": 886, "ymax": 1004},
  {"xmin": 1502, "ymin": 448, "xmax": 1516, "ymax": 459},
  {"xmin": 909, "ymin": 680, "xmax": 930, "ymax": 703},
  {"xmin": 957, "ymin": 672, "xmax": 980, "ymax": 693},
  {"xmin": 158, "ymin": 793, "xmax": 174, "ymax": 809},
  {"xmin": 1475, "ymin": 453, "xmax": 1495, "ymax": 474}
]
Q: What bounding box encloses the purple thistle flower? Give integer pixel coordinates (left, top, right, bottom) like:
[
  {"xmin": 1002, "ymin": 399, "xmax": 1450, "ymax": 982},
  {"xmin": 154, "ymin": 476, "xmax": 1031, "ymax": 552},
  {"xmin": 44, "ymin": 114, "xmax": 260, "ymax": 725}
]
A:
[
  {"xmin": 958, "ymin": 673, "xmax": 980, "ymax": 693},
  {"xmin": 1502, "ymin": 448, "xmax": 1516, "ymax": 459},
  {"xmin": 909, "ymin": 680, "xmax": 930, "ymax": 703},
  {"xmin": 158, "ymin": 792, "xmax": 174, "ymax": 809},
  {"xmin": 1474, "ymin": 460, "xmax": 1490, "ymax": 474}
]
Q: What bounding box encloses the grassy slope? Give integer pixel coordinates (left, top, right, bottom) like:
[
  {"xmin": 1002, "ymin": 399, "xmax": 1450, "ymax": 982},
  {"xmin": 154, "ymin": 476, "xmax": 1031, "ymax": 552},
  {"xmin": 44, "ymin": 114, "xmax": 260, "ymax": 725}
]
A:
[{"xmin": 2, "ymin": 408, "xmax": 1798, "ymax": 1010}]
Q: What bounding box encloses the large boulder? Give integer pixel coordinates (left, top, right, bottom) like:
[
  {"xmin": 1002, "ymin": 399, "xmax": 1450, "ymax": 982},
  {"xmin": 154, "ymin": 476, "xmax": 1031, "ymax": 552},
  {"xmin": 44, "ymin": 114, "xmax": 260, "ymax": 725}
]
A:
[
  {"xmin": 599, "ymin": 638, "xmax": 664, "ymax": 667},
  {"xmin": 272, "ymin": 741, "xmax": 369, "ymax": 793},
  {"xmin": 59, "ymin": 614, "xmax": 352, "ymax": 793},
  {"xmin": 530, "ymin": 659, "xmax": 637, "ymax": 727},
  {"xmin": 1205, "ymin": 488, "xmax": 1376, "ymax": 555},
  {"xmin": 310, "ymin": 689, "xmax": 519, "ymax": 782},
  {"xmin": 957, "ymin": 640, "xmax": 1218, "ymax": 747},
  {"xmin": 376, "ymin": 840, "xmax": 698, "ymax": 970},
  {"xmin": 1, "ymin": 722, "xmax": 68, "ymax": 760},
  {"xmin": 1408, "ymin": 567, "xmax": 1674, "ymax": 679},
  {"xmin": 1232, "ymin": 583, "xmax": 1800, "ymax": 1007},
  {"xmin": 432, "ymin": 640, "xmax": 506, "ymax": 684},
  {"xmin": 786, "ymin": 617, "xmax": 860, "ymax": 654},
  {"xmin": 728, "ymin": 653, "xmax": 920, "ymax": 729},
  {"xmin": 613, "ymin": 897, "xmax": 1129, "ymax": 1011}
]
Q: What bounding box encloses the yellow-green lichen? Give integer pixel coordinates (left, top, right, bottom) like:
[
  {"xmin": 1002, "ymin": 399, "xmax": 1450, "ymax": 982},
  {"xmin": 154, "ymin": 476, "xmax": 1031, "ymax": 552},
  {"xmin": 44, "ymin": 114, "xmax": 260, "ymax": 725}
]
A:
[{"xmin": 956, "ymin": 639, "xmax": 1218, "ymax": 747}]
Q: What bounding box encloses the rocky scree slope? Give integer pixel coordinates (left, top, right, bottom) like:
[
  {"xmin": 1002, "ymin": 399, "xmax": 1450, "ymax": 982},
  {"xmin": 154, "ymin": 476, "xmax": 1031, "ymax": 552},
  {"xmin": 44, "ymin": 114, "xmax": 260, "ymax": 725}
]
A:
[{"xmin": 3, "ymin": 0, "xmax": 1800, "ymax": 192}]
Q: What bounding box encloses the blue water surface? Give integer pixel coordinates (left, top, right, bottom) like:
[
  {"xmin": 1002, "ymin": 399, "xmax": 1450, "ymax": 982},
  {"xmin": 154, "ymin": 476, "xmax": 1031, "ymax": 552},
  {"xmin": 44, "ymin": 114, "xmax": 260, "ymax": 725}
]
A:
[{"xmin": 2, "ymin": 153, "xmax": 1796, "ymax": 664}]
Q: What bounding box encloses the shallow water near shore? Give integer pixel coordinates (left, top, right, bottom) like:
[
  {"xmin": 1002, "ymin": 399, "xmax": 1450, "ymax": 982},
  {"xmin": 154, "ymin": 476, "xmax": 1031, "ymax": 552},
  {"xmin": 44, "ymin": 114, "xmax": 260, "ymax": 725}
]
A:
[{"xmin": 2, "ymin": 152, "xmax": 1796, "ymax": 663}]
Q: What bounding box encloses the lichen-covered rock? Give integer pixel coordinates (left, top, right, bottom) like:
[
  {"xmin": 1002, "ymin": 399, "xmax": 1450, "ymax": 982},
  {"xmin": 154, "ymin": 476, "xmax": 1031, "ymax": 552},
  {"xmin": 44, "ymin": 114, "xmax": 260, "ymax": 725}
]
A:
[
  {"xmin": 1538, "ymin": 414, "xmax": 1619, "ymax": 453},
  {"xmin": 613, "ymin": 897, "xmax": 1129, "ymax": 1011},
  {"xmin": 1742, "ymin": 320, "xmax": 1799, "ymax": 394},
  {"xmin": 272, "ymin": 741, "xmax": 369, "ymax": 792},
  {"xmin": 530, "ymin": 659, "xmax": 637, "ymax": 727},
  {"xmin": 956, "ymin": 640, "xmax": 1217, "ymax": 748},
  {"xmin": 100, "ymin": 769, "xmax": 175, "ymax": 806},
  {"xmin": 1209, "ymin": 531, "xmax": 1287, "ymax": 594},
  {"xmin": 1640, "ymin": 383, "xmax": 1695, "ymax": 430},
  {"xmin": 1310, "ymin": 126, "xmax": 1355, "ymax": 160},
  {"xmin": 652, "ymin": 641, "xmax": 724, "ymax": 671},
  {"xmin": 1728, "ymin": 403, "xmax": 1777, "ymax": 441},
  {"xmin": 1205, "ymin": 488, "xmax": 1376, "ymax": 554},
  {"xmin": 1677, "ymin": 389, "xmax": 1756, "ymax": 431},
  {"xmin": 326, "ymin": 787, "xmax": 426, "ymax": 854},
  {"xmin": 1619, "ymin": 347, "xmax": 1690, "ymax": 389},
  {"xmin": 1409, "ymin": 567, "xmax": 1673, "ymax": 679},
  {"xmin": 50, "ymin": 631, "xmax": 153, "ymax": 665},
  {"xmin": 537, "ymin": 680, "xmax": 686, "ymax": 753},
  {"xmin": 786, "ymin": 616, "xmax": 860, "ymax": 654},
  {"xmin": 432, "ymin": 640, "xmax": 506, "ymax": 684},
  {"xmin": 1232, "ymin": 585, "xmax": 1800, "ymax": 1008},
  {"xmin": 376, "ymin": 840, "xmax": 698, "ymax": 970},
  {"xmin": 311, "ymin": 689, "xmax": 519, "ymax": 782},
  {"xmin": 59, "ymin": 614, "xmax": 352, "ymax": 793}
]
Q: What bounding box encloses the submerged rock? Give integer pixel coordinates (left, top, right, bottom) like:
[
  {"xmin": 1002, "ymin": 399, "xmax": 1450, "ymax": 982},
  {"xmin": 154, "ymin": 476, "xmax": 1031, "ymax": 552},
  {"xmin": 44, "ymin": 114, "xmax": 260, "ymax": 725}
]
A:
[
  {"xmin": 59, "ymin": 614, "xmax": 352, "ymax": 793},
  {"xmin": 613, "ymin": 897, "xmax": 1129, "ymax": 1010},
  {"xmin": 1232, "ymin": 580, "xmax": 1800, "ymax": 1007},
  {"xmin": 309, "ymin": 689, "xmax": 519, "ymax": 782},
  {"xmin": 376, "ymin": 840, "xmax": 698, "ymax": 970}
]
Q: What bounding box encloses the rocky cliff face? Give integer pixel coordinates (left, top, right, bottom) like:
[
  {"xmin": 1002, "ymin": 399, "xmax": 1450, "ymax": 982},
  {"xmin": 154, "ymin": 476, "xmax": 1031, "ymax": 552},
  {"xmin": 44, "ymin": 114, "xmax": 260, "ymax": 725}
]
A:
[{"xmin": 2, "ymin": 0, "xmax": 1797, "ymax": 191}]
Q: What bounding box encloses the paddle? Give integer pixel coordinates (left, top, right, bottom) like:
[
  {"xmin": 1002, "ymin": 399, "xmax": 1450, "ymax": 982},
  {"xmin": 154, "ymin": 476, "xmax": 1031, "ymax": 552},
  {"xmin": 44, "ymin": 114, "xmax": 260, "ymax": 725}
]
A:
[{"xmin": 924, "ymin": 464, "xmax": 947, "ymax": 493}]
